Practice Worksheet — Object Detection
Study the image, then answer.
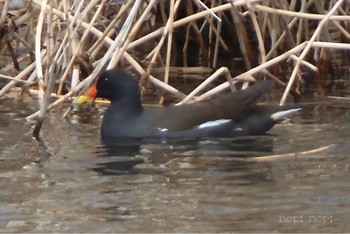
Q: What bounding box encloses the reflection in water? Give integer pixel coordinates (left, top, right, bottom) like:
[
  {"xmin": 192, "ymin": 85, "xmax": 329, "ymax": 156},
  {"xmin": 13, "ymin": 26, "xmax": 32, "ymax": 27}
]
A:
[
  {"xmin": 0, "ymin": 99, "xmax": 350, "ymax": 232},
  {"xmin": 92, "ymin": 136, "xmax": 275, "ymax": 176},
  {"xmin": 92, "ymin": 139, "xmax": 144, "ymax": 175}
]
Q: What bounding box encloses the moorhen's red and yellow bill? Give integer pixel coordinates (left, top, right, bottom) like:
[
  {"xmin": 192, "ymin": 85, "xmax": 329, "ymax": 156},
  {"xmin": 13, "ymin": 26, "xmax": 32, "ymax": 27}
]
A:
[{"xmin": 77, "ymin": 69, "xmax": 301, "ymax": 139}]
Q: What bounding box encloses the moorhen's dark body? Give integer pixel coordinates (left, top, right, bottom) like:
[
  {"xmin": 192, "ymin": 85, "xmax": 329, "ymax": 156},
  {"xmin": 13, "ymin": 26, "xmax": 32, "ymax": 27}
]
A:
[{"xmin": 78, "ymin": 70, "xmax": 300, "ymax": 139}]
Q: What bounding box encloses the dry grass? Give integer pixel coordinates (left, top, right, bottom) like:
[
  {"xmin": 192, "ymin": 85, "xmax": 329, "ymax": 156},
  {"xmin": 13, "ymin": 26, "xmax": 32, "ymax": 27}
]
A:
[{"xmin": 0, "ymin": 0, "xmax": 350, "ymax": 134}]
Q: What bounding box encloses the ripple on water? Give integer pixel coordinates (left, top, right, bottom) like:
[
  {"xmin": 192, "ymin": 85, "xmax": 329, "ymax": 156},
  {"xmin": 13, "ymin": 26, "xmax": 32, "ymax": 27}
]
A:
[{"xmin": 0, "ymin": 99, "xmax": 349, "ymax": 232}]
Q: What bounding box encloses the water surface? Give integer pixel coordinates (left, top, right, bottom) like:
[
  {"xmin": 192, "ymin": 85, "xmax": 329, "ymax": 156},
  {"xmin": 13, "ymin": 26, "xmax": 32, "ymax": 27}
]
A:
[{"xmin": 0, "ymin": 98, "xmax": 349, "ymax": 232}]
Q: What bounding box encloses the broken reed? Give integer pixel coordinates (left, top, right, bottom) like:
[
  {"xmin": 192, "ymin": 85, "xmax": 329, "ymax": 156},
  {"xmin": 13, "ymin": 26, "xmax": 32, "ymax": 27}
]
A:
[{"xmin": 0, "ymin": 0, "xmax": 350, "ymax": 134}]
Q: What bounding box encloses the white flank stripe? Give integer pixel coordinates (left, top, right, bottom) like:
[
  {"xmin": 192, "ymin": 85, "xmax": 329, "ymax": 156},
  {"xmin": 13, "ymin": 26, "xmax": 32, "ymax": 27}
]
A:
[
  {"xmin": 158, "ymin": 128, "xmax": 169, "ymax": 132},
  {"xmin": 197, "ymin": 119, "xmax": 232, "ymax": 129},
  {"xmin": 270, "ymin": 108, "xmax": 302, "ymax": 121},
  {"xmin": 234, "ymin": 127, "xmax": 243, "ymax": 132}
]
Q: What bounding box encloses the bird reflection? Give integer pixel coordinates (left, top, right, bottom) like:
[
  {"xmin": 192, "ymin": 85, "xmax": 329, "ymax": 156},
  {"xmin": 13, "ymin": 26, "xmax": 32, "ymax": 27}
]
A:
[{"xmin": 91, "ymin": 136, "xmax": 275, "ymax": 176}]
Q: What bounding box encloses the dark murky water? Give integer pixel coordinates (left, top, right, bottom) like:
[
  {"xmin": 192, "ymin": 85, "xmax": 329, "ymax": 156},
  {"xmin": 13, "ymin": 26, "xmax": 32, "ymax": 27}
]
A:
[{"xmin": 0, "ymin": 98, "xmax": 350, "ymax": 232}]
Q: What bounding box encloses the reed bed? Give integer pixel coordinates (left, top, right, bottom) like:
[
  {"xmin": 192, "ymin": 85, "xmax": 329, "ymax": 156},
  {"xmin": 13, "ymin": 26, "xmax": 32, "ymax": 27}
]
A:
[{"xmin": 0, "ymin": 0, "xmax": 350, "ymax": 134}]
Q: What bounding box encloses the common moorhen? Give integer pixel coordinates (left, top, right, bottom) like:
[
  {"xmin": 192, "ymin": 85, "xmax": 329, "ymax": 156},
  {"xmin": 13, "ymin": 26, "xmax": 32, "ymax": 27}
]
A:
[{"xmin": 77, "ymin": 70, "xmax": 300, "ymax": 139}]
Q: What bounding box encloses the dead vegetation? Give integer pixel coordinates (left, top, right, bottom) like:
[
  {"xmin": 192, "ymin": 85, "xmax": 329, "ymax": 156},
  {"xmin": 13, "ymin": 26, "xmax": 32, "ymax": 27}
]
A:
[{"xmin": 0, "ymin": 0, "xmax": 350, "ymax": 134}]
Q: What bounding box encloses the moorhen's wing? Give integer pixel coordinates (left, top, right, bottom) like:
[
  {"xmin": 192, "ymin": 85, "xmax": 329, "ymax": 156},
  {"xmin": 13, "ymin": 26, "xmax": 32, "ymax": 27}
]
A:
[{"xmin": 150, "ymin": 80, "xmax": 275, "ymax": 131}]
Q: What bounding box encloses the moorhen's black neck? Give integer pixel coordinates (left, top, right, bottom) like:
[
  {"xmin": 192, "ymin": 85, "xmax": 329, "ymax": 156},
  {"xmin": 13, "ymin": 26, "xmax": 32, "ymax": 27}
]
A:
[
  {"xmin": 101, "ymin": 95, "xmax": 144, "ymax": 137},
  {"xmin": 109, "ymin": 93, "xmax": 143, "ymax": 115}
]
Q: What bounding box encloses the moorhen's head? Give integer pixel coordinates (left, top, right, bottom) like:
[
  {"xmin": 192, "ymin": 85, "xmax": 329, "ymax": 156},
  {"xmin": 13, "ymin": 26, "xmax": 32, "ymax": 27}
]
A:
[{"xmin": 77, "ymin": 69, "xmax": 141, "ymax": 104}]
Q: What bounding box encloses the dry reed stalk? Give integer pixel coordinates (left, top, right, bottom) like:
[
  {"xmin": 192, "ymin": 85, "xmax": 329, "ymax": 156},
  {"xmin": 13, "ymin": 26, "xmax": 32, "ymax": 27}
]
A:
[
  {"xmin": 56, "ymin": 0, "xmax": 97, "ymax": 94},
  {"xmin": 288, "ymin": 54, "xmax": 318, "ymax": 72},
  {"xmin": 255, "ymin": 4, "xmax": 350, "ymax": 20},
  {"xmin": 261, "ymin": 69, "xmax": 286, "ymax": 86},
  {"xmin": 279, "ymin": 15, "xmax": 296, "ymax": 49},
  {"xmin": 201, "ymin": 15, "xmax": 230, "ymax": 56},
  {"xmin": 158, "ymin": 0, "xmax": 175, "ymax": 105},
  {"xmin": 311, "ymin": 41, "xmax": 350, "ymax": 50},
  {"xmin": 54, "ymin": 3, "xmax": 186, "ymax": 98},
  {"xmin": 45, "ymin": 0, "xmax": 54, "ymax": 86},
  {"xmin": 177, "ymin": 67, "xmax": 245, "ymax": 105},
  {"xmin": 288, "ymin": 0, "xmax": 297, "ymax": 11},
  {"xmin": 207, "ymin": 10, "xmax": 229, "ymax": 68},
  {"xmin": 34, "ymin": 0, "xmax": 48, "ymax": 106},
  {"xmin": 26, "ymin": 68, "xmax": 101, "ymax": 120},
  {"xmin": 14, "ymin": 10, "xmax": 32, "ymax": 26},
  {"xmin": 89, "ymin": 1, "xmax": 133, "ymax": 59},
  {"xmin": 184, "ymin": 1, "xmax": 206, "ymax": 67},
  {"xmin": 199, "ymin": 40, "xmax": 350, "ymax": 102},
  {"xmin": 296, "ymin": 0, "xmax": 306, "ymax": 45},
  {"xmin": 193, "ymin": 0, "xmax": 221, "ymax": 23},
  {"xmin": 33, "ymin": 60, "xmax": 57, "ymax": 136},
  {"xmin": 265, "ymin": 17, "xmax": 299, "ymax": 60},
  {"xmin": 207, "ymin": 1, "xmax": 214, "ymax": 68},
  {"xmin": 151, "ymin": 66, "xmax": 212, "ymax": 74},
  {"xmin": 123, "ymin": 52, "xmax": 186, "ymax": 98},
  {"xmin": 142, "ymin": 3, "xmax": 177, "ymax": 102},
  {"xmin": 38, "ymin": 3, "xmax": 187, "ymax": 100},
  {"xmin": 246, "ymin": 144, "xmax": 334, "ymax": 162},
  {"xmin": 0, "ymin": 52, "xmax": 29, "ymax": 72},
  {"xmin": 30, "ymin": 0, "xmax": 251, "ymax": 83},
  {"xmin": 245, "ymin": 0, "xmax": 266, "ymax": 64},
  {"xmin": 12, "ymin": 87, "xmax": 62, "ymax": 99},
  {"xmin": 107, "ymin": 0, "xmax": 154, "ymax": 69},
  {"xmin": 56, "ymin": 0, "xmax": 102, "ymax": 94},
  {"xmin": 33, "ymin": 0, "xmax": 57, "ymax": 135},
  {"xmin": 240, "ymin": 0, "xmax": 265, "ymax": 90},
  {"xmin": 182, "ymin": 22, "xmax": 192, "ymax": 67},
  {"xmin": 327, "ymin": 96, "xmax": 350, "ymax": 101},
  {"xmin": 229, "ymin": 2, "xmax": 252, "ymax": 70},
  {"xmin": 82, "ymin": 0, "xmax": 144, "ymax": 84},
  {"xmin": 163, "ymin": 0, "xmax": 175, "ymax": 85},
  {"xmin": 0, "ymin": 74, "xmax": 34, "ymax": 84},
  {"xmin": 0, "ymin": 0, "xmax": 9, "ymax": 20},
  {"xmin": 56, "ymin": 0, "xmax": 84, "ymax": 94},
  {"xmin": 26, "ymin": 7, "xmax": 184, "ymax": 121},
  {"xmin": 128, "ymin": 0, "xmax": 263, "ymax": 49},
  {"xmin": 5, "ymin": 42, "xmax": 20, "ymax": 71},
  {"xmin": 69, "ymin": 9, "xmax": 130, "ymax": 80},
  {"xmin": 279, "ymin": 0, "xmax": 345, "ymax": 105},
  {"xmin": 0, "ymin": 51, "xmax": 46, "ymax": 98},
  {"xmin": 144, "ymin": 0, "xmax": 179, "ymax": 64},
  {"xmin": 332, "ymin": 21, "xmax": 350, "ymax": 39},
  {"xmin": 196, "ymin": 42, "xmax": 306, "ymax": 101}
]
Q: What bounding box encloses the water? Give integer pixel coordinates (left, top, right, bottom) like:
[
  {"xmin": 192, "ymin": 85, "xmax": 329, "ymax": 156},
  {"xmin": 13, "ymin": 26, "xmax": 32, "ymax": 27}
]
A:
[{"xmin": 0, "ymin": 98, "xmax": 350, "ymax": 232}]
